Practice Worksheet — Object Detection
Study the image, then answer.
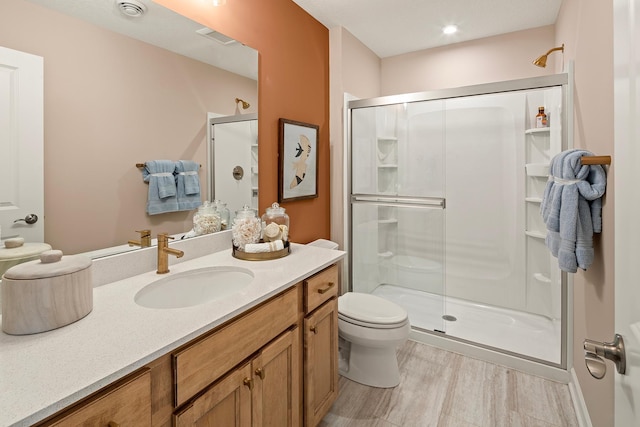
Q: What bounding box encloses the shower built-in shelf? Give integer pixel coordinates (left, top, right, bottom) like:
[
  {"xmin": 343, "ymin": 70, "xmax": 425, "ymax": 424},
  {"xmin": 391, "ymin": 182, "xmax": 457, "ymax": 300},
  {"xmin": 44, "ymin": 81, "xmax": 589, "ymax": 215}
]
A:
[
  {"xmin": 533, "ymin": 273, "xmax": 551, "ymax": 284},
  {"xmin": 377, "ymin": 137, "xmax": 397, "ymax": 167},
  {"xmin": 525, "ymin": 163, "xmax": 550, "ymax": 177},
  {"xmin": 525, "ymin": 231, "xmax": 547, "ymax": 239},
  {"xmin": 525, "ymin": 128, "xmax": 551, "ymax": 135},
  {"xmin": 378, "ymin": 218, "xmax": 398, "ymax": 224},
  {"xmin": 377, "ymin": 251, "xmax": 393, "ymax": 259},
  {"xmin": 377, "ymin": 164, "xmax": 398, "ymax": 169}
]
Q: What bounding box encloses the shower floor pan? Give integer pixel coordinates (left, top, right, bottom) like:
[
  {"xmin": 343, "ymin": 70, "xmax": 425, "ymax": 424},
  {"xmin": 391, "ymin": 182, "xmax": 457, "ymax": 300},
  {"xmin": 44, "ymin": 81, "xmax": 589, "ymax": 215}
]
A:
[{"xmin": 372, "ymin": 284, "xmax": 561, "ymax": 364}]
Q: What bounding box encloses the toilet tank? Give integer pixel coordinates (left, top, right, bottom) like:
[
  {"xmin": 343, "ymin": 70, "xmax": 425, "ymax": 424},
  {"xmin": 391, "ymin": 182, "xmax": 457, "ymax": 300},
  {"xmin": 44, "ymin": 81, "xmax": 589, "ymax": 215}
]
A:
[{"xmin": 307, "ymin": 239, "xmax": 339, "ymax": 250}]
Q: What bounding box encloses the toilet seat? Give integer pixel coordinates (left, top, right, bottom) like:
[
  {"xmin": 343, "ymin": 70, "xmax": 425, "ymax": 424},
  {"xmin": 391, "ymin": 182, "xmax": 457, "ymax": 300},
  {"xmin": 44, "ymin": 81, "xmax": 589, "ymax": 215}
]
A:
[{"xmin": 338, "ymin": 293, "xmax": 408, "ymax": 329}]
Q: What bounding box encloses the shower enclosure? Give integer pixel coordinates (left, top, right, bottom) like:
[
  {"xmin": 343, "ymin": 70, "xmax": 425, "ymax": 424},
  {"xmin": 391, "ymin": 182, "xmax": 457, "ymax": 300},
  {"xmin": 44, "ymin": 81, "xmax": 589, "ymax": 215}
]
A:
[{"xmin": 348, "ymin": 74, "xmax": 569, "ymax": 367}]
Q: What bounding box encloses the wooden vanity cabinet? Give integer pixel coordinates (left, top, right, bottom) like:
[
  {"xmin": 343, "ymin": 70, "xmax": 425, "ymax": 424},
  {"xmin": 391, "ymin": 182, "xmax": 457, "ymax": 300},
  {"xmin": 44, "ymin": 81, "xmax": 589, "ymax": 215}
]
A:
[
  {"xmin": 31, "ymin": 263, "xmax": 341, "ymax": 427},
  {"xmin": 302, "ymin": 265, "xmax": 339, "ymax": 427},
  {"xmin": 173, "ymin": 285, "xmax": 301, "ymax": 426},
  {"xmin": 36, "ymin": 368, "xmax": 152, "ymax": 427},
  {"xmin": 174, "ymin": 327, "xmax": 299, "ymax": 426}
]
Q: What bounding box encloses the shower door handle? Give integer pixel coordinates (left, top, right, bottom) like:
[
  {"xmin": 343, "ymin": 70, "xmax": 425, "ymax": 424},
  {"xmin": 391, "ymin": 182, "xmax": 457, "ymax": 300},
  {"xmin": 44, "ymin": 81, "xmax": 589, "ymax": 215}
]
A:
[{"xmin": 351, "ymin": 195, "xmax": 445, "ymax": 209}]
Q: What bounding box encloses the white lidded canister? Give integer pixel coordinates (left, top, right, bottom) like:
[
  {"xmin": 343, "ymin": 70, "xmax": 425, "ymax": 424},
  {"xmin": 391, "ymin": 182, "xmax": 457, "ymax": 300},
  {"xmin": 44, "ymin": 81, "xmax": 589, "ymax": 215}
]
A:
[{"xmin": 1, "ymin": 249, "xmax": 93, "ymax": 335}]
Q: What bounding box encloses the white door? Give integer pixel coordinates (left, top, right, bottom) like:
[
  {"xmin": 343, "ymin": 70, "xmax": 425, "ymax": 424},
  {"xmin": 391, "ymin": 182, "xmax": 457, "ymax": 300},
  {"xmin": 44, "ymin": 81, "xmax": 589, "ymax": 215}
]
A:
[
  {"xmin": 0, "ymin": 46, "xmax": 44, "ymax": 243},
  {"xmin": 614, "ymin": 1, "xmax": 640, "ymax": 425}
]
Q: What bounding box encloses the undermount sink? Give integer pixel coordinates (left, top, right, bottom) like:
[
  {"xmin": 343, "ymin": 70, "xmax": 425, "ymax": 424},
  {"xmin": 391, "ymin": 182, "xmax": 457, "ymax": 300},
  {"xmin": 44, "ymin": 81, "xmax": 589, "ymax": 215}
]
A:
[{"xmin": 134, "ymin": 266, "xmax": 254, "ymax": 309}]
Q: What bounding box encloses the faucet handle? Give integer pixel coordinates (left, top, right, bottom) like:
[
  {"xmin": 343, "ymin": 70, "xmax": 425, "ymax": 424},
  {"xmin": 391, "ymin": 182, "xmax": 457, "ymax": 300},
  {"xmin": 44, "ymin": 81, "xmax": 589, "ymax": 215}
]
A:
[{"xmin": 129, "ymin": 229, "xmax": 152, "ymax": 248}]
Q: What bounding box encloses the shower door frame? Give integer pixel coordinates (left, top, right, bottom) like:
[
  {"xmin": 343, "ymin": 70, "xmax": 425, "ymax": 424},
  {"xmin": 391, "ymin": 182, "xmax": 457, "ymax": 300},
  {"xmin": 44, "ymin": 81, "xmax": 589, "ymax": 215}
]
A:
[{"xmin": 346, "ymin": 71, "xmax": 573, "ymax": 379}]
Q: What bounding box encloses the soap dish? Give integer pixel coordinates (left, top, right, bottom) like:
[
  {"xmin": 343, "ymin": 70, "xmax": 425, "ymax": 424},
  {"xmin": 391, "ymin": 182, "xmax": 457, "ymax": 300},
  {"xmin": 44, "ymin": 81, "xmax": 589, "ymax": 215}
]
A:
[{"xmin": 232, "ymin": 241, "xmax": 290, "ymax": 261}]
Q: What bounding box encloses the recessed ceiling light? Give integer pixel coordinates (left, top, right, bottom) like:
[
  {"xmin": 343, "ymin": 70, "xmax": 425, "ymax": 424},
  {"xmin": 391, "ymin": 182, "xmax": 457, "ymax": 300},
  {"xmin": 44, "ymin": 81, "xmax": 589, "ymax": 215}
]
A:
[{"xmin": 443, "ymin": 25, "xmax": 458, "ymax": 35}]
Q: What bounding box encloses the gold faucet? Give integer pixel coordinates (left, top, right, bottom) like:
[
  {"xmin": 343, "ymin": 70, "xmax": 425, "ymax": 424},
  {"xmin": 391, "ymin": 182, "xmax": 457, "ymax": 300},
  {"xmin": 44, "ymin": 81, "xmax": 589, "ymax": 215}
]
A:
[
  {"xmin": 128, "ymin": 229, "xmax": 152, "ymax": 248},
  {"xmin": 156, "ymin": 233, "xmax": 184, "ymax": 274}
]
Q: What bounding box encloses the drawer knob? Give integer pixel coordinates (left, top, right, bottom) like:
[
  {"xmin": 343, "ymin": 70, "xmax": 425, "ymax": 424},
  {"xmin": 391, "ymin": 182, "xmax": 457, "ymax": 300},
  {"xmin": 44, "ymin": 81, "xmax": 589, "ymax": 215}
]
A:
[
  {"xmin": 310, "ymin": 325, "xmax": 318, "ymax": 334},
  {"xmin": 317, "ymin": 282, "xmax": 335, "ymax": 294},
  {"xmin": 243, "ymin": 377, "xmax": 254, "ymax": 390},
  {"xmin": 255, "ymin": 367, "xmax": 265, "ymax": 379}
]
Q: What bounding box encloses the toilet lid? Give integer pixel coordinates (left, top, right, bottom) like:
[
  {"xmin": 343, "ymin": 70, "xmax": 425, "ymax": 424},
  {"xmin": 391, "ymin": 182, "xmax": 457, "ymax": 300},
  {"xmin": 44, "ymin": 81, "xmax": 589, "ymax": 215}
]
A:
[{"xmin": 338, "ymin": 292, "xmax": 408, "ymax": 325}]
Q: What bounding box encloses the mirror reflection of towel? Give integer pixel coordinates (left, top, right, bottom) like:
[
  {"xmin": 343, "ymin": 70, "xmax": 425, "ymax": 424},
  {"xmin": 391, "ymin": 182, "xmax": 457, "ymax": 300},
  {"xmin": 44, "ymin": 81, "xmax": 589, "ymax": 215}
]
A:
[
  {"xmin": 176, "ymin": 160, "xmax": 201, "ymax": 211},
  {"xmin": 142, "ymin": 160, "xmax": 179, "ymax": 215}
]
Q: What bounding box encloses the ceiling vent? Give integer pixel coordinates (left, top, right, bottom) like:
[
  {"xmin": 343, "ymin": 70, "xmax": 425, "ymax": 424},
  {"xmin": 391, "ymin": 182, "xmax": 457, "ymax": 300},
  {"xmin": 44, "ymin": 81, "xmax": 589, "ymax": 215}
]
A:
[
  {"xmin": 196, "ymin": 28, "xmax": 237, "ymax": 46},
  {"xmin": 116, "ymin": 0, "xmax": 147, "ymax": 18}
]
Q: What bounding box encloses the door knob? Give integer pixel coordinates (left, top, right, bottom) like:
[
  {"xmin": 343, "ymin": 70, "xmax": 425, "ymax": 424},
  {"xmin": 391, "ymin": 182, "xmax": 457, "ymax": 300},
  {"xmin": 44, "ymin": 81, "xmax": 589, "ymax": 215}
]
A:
[
  {"xmin": 14, "ymin": 214, "xmax": 38, "ymax": 224},
  {"xmin": 584, "ymin": 334, "xmax": 626, "ymax": 375}
]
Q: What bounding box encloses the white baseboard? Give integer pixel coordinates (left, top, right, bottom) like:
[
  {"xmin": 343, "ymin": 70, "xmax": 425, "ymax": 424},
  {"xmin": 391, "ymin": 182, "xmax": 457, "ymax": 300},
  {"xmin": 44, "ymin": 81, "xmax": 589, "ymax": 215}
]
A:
[{"xmin": 569, "ymin": 367, "xmax": 592, "ymax": 427}]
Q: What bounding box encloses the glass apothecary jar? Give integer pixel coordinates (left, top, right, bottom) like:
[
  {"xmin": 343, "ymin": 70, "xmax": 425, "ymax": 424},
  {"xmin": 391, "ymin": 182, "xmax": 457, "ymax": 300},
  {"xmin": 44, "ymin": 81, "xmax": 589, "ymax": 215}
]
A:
[
  {"xmin": 213, "ymin": 199, "xmax": 230, "ymax": 230},
  {"xmin": 193, "ymin": 201, "xmax": 221, "ymax": 235},
  {"xmin": 261, "ymin": 202, "xmax": 290, "ymax": 242},
  {"xmin": 232, "ymin": 205, "xmax": 261, "ymax": 250}
]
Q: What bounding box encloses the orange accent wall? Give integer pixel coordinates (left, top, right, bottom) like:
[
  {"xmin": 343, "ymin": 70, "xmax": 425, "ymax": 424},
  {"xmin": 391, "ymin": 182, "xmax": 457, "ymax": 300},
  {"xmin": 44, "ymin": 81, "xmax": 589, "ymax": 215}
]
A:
[{"xmin": 156, "ymin": 0, "xmax": 331, "ymax": 244}]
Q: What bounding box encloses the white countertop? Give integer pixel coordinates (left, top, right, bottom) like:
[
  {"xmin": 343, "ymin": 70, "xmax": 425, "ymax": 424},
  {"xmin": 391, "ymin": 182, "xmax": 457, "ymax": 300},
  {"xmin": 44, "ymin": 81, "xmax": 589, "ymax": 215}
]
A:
[{"xmin": 0, "ymin": 243, "xmax": 345, "ymax": 426}]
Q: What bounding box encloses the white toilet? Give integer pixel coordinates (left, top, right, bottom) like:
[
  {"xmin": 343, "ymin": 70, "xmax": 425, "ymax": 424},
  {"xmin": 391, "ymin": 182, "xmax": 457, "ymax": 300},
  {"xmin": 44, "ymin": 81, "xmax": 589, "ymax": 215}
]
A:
[{"xmin": 338, "ymin": 292, "xmax": 410, "ymax": 388}]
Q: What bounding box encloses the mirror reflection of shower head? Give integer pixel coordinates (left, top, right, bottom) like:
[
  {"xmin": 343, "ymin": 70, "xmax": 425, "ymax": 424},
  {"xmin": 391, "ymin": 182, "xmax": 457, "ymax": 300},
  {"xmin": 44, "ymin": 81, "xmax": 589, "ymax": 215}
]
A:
[
  {"xmin": 235, "ymin": 98, "xmax": 250, "ymax": 109},
  {"xmin": 533, "ymin": 44, "xmax": 564, "ymax": 68}
]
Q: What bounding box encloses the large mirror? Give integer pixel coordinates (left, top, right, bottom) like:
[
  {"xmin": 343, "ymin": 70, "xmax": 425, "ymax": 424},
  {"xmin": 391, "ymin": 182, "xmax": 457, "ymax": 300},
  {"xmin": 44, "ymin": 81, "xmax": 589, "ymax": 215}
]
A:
[{"xmin": 0, "ymin": 0, "xmax": 258, "ymax": 258}]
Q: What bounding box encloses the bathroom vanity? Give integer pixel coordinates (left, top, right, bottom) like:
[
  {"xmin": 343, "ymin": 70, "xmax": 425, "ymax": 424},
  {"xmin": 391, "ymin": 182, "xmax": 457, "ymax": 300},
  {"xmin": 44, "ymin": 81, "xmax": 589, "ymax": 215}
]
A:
[{"xmin": 0, "ymin": 234, "xmax": 344, "ymax": 427}]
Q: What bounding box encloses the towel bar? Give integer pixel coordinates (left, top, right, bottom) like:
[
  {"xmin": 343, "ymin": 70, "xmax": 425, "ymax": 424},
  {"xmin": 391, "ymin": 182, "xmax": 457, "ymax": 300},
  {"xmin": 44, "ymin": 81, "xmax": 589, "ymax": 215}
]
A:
[
  {"xmin": 580, "ymin": 155, "xmax": 611, "ymax": 165},
  {"xmin": 136, "ymin": 162, "xmax": 201, "ymax": 168}
]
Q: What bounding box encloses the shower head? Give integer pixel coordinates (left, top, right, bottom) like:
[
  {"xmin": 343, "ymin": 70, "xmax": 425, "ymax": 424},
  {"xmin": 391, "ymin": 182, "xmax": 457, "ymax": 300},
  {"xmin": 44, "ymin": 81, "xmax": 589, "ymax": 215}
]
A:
[
  {"xmin": 235, "ymin": 98, "xmax": 250, "ymax": 109},
  {"xmin": 533, "ymin": 44, "xmax": 564, "ymax": 68}
]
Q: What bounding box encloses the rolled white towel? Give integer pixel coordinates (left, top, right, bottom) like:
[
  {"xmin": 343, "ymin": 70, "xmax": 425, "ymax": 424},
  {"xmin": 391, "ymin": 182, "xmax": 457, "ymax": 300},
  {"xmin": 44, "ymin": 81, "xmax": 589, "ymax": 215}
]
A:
[
  {"xmin": 244, "ymin": 240, "xmax": 285, "ymax": 253},
  {"xmin": 263, "ymin": 222, "xmax": 282, "ymax": 242}
]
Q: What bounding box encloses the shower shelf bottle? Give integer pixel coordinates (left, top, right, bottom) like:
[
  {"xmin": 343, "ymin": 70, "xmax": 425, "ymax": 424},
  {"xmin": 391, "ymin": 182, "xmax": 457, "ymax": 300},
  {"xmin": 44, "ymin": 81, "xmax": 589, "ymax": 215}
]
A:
[{"xmin": 535, "ymin": 107, "xmax": 548, "ymax": 128}]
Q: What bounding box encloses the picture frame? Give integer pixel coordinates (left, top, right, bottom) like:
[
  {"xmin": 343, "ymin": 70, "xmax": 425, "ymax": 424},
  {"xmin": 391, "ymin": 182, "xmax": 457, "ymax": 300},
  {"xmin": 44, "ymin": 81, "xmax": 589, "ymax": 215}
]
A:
[{"xmin": 278, "ymin": 118, "xmax": 319, "ymax": 202}]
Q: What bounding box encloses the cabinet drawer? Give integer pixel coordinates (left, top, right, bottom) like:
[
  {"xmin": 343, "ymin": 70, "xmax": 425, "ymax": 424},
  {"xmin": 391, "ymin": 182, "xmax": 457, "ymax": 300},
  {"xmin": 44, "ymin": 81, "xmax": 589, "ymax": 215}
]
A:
[
  {"xmin": 173, "ymin": 286, "xmax": 299, "ymax": 407},
  {"xmin": 45, "ymin": 369, "xmax": 151, "ymax": 426},
  {"xmin": 304, "ymin": 265, "xmax": 338, "ymax": 314}
]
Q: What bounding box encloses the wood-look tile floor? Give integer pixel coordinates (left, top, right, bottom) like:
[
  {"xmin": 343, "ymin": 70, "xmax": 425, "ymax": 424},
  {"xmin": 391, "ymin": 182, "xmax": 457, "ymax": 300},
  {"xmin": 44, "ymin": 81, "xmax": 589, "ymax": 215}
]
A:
[{"xmin": 320, "ymin": 340, "xmax": 578, "ymax": 427}]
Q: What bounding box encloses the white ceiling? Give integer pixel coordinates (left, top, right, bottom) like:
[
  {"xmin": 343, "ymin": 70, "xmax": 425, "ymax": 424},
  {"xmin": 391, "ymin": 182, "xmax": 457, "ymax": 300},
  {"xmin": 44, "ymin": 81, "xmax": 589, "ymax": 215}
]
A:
[
  {"xmin": 22, "ymin": 0, "xmax": 563, "ymax": 77},
  {"xmin": 291, "ymin": 0, "xmax": 563, "ymax": 58}
]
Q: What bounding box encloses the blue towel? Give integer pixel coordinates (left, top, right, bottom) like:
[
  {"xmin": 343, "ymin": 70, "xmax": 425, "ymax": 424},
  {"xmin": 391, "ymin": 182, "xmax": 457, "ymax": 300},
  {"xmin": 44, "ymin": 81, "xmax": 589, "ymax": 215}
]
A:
[
  {"xmin": 540, "ymin": 149, "xmax": 607, "ymax": 272},
  {"xmin": 142, "ymin": 160, "xmax": 179, "ymax": 215},
  {"xmin": 175, "ymin": 160, "xmax": 202, "ymax": 211}
]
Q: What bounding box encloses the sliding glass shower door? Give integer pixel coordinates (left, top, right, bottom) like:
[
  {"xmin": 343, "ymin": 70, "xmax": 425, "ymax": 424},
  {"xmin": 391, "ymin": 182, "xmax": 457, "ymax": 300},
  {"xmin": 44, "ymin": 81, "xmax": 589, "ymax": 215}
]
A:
[{"xmin": 348, "ymin": 74, "xmax": 568, "ymax": 366}]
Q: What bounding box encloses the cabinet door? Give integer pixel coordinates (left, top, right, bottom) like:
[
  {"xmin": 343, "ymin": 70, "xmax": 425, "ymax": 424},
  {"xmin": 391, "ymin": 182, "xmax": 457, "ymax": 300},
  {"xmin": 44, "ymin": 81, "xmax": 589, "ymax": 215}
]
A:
[
  {"xmin": 45, "ymin": 369, "xmax": 151, "ymax": 427},
  {"xmin": 304, "ymin": 299, "xmax": 338, "ymax": 427},
  {"xmin": 252, "ymin": 327, "xmax": 300, "ymax": 427},
  {"xmin": 174, "ymin": 363, "xmax": 252, "ymax": 427}
]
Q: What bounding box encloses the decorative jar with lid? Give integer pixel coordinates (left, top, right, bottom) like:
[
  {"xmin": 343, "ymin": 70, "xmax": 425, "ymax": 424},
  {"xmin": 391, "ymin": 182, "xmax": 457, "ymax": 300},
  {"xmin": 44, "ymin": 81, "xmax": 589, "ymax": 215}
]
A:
[
  {"xmin": 193, "ymin": 201, "xmax": 221, "ymax": 235},
  {"xmin": 232, "ymin": 205, "xmax": 261, "ymax": 250},
  {"xmin": 213, "ymin": 199, "xmax": 231, "ymax": 230},
  {"xmin": 261, "ymin": 202, "xmax": 290, "ymax": 242}
]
